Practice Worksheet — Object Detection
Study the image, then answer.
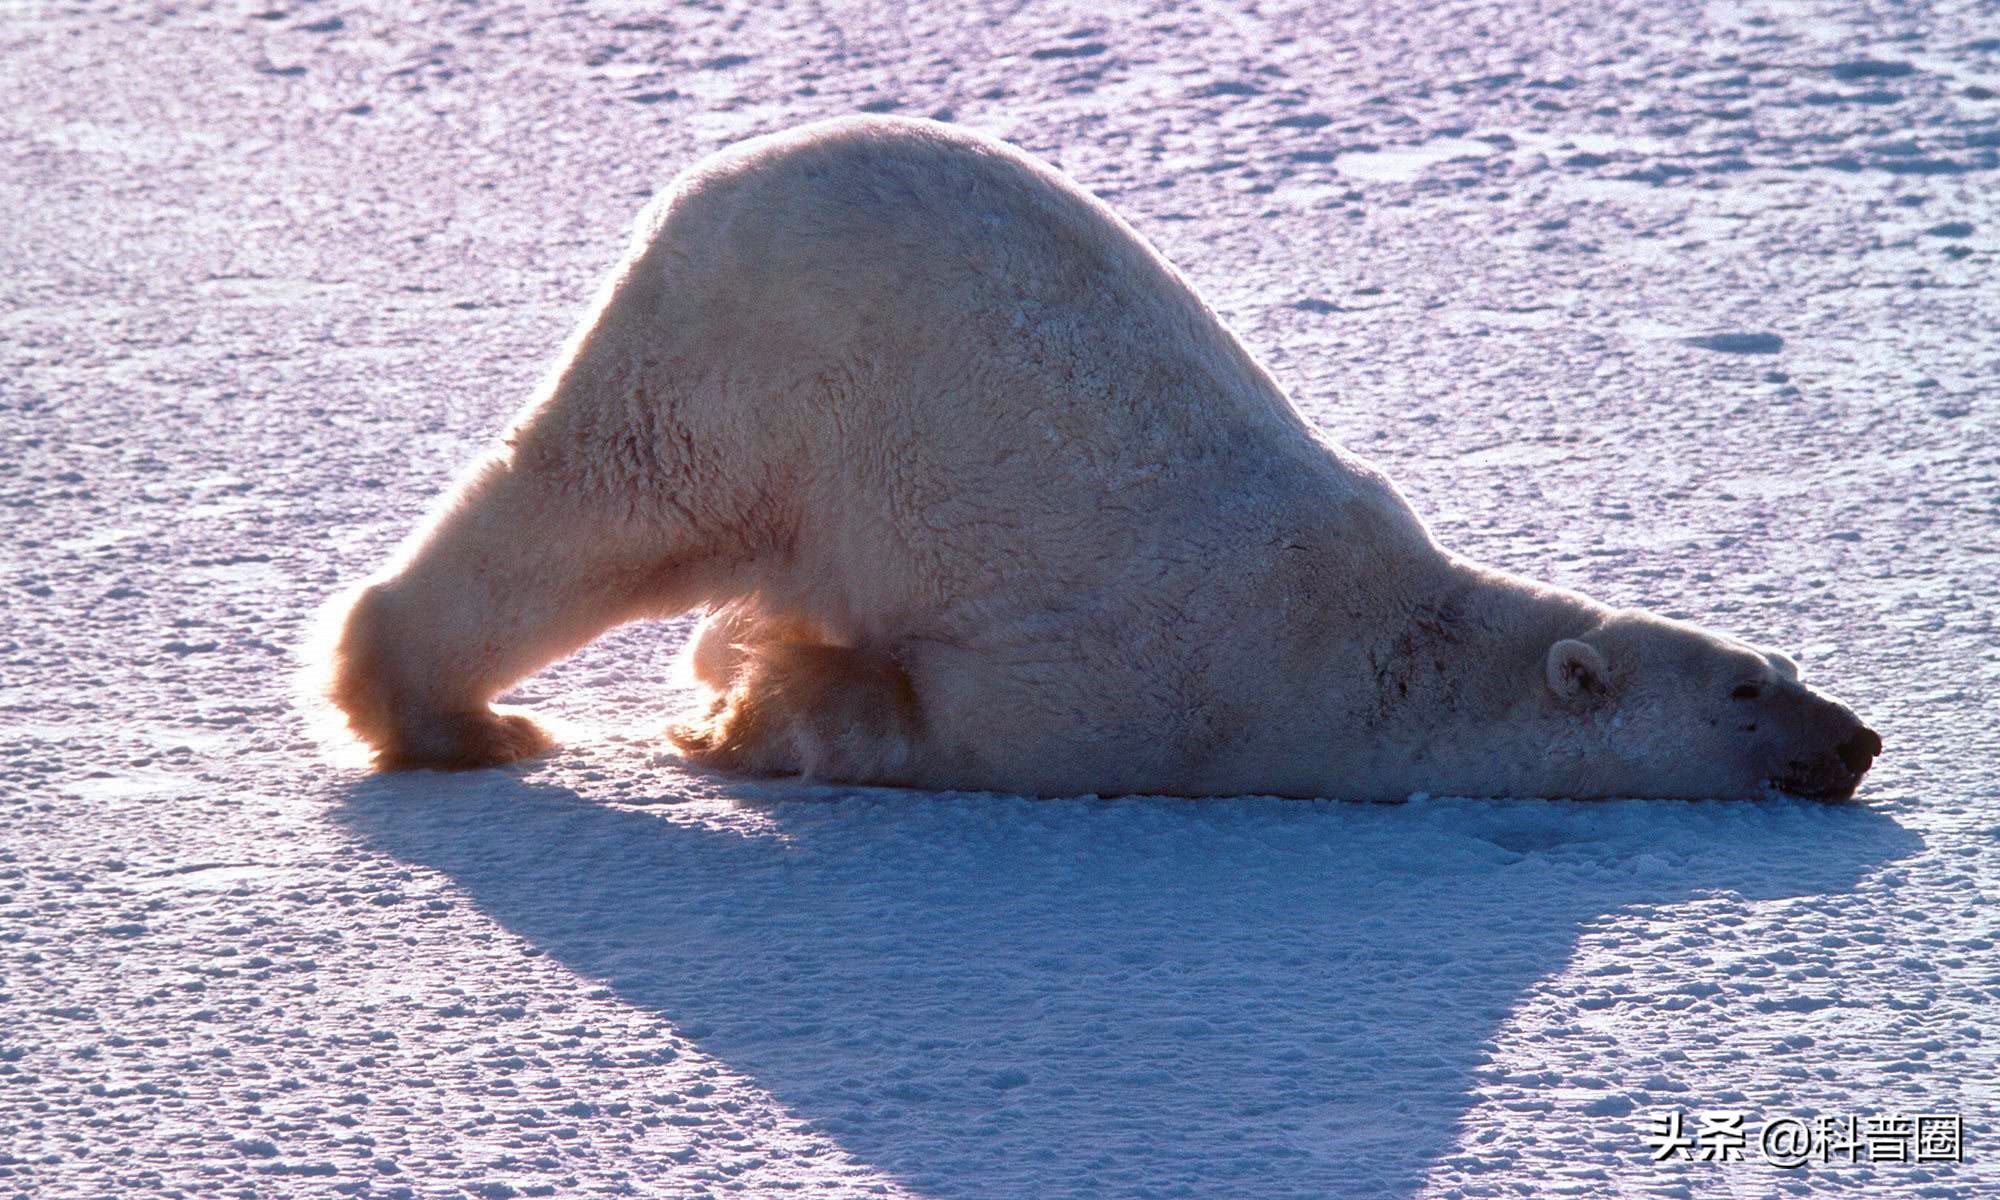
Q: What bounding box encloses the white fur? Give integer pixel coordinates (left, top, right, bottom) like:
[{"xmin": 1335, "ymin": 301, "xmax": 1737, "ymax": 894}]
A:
[{"xmin": 324, "ymin": 116, "xmax": 1875, "ymax": 799}]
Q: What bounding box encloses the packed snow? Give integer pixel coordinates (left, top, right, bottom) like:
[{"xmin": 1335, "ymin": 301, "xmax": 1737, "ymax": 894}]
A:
[{"xmin": 2, "ymin": 1, "xmax": 1996, "ymax": 1197}]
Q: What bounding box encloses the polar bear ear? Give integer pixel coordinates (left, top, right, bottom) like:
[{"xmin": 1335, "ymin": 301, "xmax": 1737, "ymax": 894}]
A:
[
  {"xmin": 1545, "ymin": 639, "xmax": 1609, "ymax": 700},
  {"xmin": 1767, "ymin": 649, "xmax": 1800, "ymax": 681}
]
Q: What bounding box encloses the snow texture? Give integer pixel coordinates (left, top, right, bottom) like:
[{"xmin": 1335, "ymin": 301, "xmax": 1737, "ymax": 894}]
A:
[{"xmin": 2, "ymin": 1, "xmax": 1996, "ymax": 1197}]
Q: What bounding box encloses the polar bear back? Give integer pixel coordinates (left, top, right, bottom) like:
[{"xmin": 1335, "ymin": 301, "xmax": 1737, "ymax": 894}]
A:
[{"xmin": 621, "ymin": 117, "xmax": 1318, "ymax": 473}]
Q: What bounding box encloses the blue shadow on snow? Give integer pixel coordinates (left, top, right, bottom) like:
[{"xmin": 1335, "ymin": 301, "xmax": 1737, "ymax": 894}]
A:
[{"xmin": 339, "ymin": 773, "xmax": 1918, "ymax": 1198}]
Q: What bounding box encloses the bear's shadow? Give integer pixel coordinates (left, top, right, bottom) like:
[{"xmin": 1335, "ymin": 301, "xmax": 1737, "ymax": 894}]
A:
[{"xmin": 337, "ymin": 771, "xmax": 1917, "ymax": 1198}]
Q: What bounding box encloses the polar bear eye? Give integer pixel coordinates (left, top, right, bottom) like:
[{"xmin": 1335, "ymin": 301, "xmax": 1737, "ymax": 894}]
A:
[{"xmin": 1731, "ymin": 683, "xmax": 1761, "ymax": 700}]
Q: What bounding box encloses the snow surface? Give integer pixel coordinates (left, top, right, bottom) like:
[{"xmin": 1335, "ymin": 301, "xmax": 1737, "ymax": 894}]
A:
[{"xmin": 3, "ymin": 1, "xmax": 1997, "ymax": 1197}]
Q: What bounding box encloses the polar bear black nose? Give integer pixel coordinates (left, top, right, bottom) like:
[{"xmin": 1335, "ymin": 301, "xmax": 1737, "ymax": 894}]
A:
[{"xmin": 1838, "ymin": 727, "xmax": 1882, "ymax": 775}]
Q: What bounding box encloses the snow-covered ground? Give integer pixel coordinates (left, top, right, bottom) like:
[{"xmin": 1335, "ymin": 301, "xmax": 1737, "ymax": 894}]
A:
[{"xmin": 4, "ymin": 1, "xmax": 1996, "ymax": 1196}]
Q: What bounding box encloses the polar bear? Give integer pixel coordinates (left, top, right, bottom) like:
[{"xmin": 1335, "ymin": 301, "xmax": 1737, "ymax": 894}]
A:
[{"xmin": 324, "ymin": 115, "xmax": 1881, "ymax": 801}]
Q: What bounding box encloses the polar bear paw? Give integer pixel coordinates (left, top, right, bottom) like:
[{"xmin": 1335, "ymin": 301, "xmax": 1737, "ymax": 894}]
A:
[
  {"xmin": 372, "ymin": 709, "xmax": 554, "ymax": 772},
  {"xmin": 328, "ymin": 582, "xmax": 556, "ymax": 770},
  {"xmin": 669, "ymin": 642, "xmax": 921, "ymax": 786}
]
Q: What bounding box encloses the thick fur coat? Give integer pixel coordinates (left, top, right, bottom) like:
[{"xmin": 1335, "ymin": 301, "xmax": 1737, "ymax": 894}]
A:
[{"xmin": 325, "ymin": 116, "xmax": 1879, "ymax": 800}]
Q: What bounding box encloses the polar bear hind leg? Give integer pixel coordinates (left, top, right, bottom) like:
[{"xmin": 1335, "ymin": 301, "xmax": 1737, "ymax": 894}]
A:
[
  {"xmin": 329, "ymin": 448, "xmax": 733, "ymax": 770},
  {"xmin": 670, "ymin": 641, "xmax": 924, "ymax": 786}
]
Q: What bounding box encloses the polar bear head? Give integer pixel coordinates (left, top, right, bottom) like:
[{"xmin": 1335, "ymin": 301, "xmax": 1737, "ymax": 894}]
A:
[{"xmin": 1540, "ymin": 610, "xmax": 1881, "ymax": 800}]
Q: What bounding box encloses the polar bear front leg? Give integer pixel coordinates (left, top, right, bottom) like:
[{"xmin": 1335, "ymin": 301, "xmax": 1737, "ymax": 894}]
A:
[
  {"xmin": 687, "ymin": 600, "xmax": 828, "ymax": 692},
  {"xmin": 670, "ymin": 642, "xmax": 924, "ymax": 786},
  {"xmin": 330, "ymin": 454, "xmax": 708, "ymax": 770}
]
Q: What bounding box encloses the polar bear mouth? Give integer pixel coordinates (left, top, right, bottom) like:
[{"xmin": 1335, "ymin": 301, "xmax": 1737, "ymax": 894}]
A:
[{"xmin": 1771, "ymin": 772, "xmax": 1861, "ymax": 802}]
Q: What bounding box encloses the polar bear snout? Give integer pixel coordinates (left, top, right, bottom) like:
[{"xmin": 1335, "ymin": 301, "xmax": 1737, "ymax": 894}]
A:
[{"xmin": 1771, "ymin": 695, "xmax": 1881, "ymax": 801}]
